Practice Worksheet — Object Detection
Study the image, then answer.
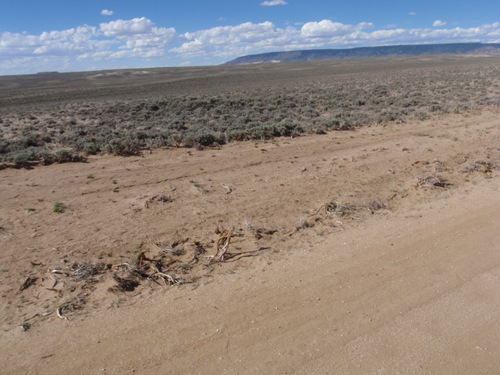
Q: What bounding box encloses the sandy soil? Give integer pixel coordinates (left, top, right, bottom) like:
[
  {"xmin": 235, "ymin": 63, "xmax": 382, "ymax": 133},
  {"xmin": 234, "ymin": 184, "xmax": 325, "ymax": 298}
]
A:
[{"xmin": 0, "ymin": 110, "xmax": 499, "ymax": 374}]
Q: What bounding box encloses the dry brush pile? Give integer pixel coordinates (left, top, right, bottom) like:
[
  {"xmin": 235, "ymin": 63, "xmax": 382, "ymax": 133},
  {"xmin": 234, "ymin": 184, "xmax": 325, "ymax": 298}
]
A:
[{"xmin": 14, "ymin": 224, "xmax": 278, "ymax": 325}]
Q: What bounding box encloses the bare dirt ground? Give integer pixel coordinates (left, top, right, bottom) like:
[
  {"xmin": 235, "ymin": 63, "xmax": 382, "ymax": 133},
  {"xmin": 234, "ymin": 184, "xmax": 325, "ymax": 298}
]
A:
[{"xmin": 0, "ymin": 109, "xmax": 499, "ymax": 374}]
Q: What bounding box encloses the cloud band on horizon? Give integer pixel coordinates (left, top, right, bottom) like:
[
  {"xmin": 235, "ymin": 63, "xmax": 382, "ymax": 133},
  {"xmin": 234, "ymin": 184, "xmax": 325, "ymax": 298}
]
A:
[{"xmin": 0, "ymin": 17, "xmax": 499, "ymax": 74}]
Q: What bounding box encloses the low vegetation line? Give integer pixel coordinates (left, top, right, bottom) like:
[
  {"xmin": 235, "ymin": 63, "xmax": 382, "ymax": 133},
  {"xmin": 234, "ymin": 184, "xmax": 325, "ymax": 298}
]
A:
[{"xmin": 1, "ymin": 60, "xmax": 499, "ymax": 168}]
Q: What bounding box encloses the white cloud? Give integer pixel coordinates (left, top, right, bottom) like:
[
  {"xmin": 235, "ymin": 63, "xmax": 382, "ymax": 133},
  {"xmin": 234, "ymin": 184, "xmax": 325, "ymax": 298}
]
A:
[
  {"xmin": 172, "ymin": 21, "xmax": 500, "ymax": 60},
  {"xmin": 172, "ymin": 21, "xmax": 291, "ymax": 58},
  {"xmin": 100, "ymin": 17, "xmax": 154, "ymax": 36},
  {"xmin": 0, "ymin": 17, "xmax": 179, "ymax": 74},
  {"xmin": 78, "ymin": 23, "xmax": 177, "ymax": 61},
  {"xmin": 409, "ymin": 12, "xmax": 417, "ymax": 16},
  {"xmin": 0, "ymin": 25, "xmax": 103, "ymax": 58},
  {"xmin": 1, "ymin": 17, "xmax": 500, "ymax": 75},
  {"xmin": 101, "ymin": 9, "xmax": 114, "ymax": 16},
  {"xmin": 301, "ymin": 20, "xmax": 373, "ymax": 38},
  {"xmin": 261, "ymin": 0, "xmax": 288, "ymax": 6},
  {"xmin": 433, "ymin": 20, "xmax": 447, "ymax": 27}
]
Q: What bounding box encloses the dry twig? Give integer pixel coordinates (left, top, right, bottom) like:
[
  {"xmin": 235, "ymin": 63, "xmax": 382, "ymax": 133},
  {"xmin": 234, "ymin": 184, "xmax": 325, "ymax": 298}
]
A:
[
  {"xmin": 209, "ymin": 227, "xmax": 234, "ymax": 264},
  {"xmin": 221, "ymin": 184, "xmax": 233, "ymax": 194},
  {"xmin": 56, "ymin": 306, "xmax": 68, "ymax": 320},
  {"xmin": 416, "ymin": 175, "xmax": 450, "ymax": 188},
  {"xmin": 19, "ymin": 276, "xmax": 37, "ymax": 291}
]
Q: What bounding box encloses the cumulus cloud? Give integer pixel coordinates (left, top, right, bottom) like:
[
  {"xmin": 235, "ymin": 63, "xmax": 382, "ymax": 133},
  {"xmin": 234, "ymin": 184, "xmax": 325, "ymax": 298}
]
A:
[
  {"xmin": 172, "ymin": 21, "xmax": 500, "ymax": 60},
  {"xmin": 0, "ymin": 25, "xmax": 103, "ymax": 58},
  {"xmin": 0, "ymin": 17, "xmax": 179, "ymax": 74},
  {"xmin": 81, "ymin": 20, "xmax": 176, "ymax": 61},
  {"xmin": 101, "ymin": 9, "xmax": 114, "ymax": 16},
  {"xmin": 171, "ymin": 21, "xmax": 292, "ymax": 58},
  {"xmin": 261, "ymin": 0, "xmax": 288, "ymax": 6},
  {"xmin": 433, "ymin": 20, "xmax": 447, "ymax": 27},
  {"xmin": 1, "ymin": 16, "xmax": 500, "ymax": 75},
  {"xmin": 100, "ymin": 17, "xmax": 155, "ymax": 36},
  {"xmin": 301, "ymin": 20, "xmax": 373, "ymax": 38}
]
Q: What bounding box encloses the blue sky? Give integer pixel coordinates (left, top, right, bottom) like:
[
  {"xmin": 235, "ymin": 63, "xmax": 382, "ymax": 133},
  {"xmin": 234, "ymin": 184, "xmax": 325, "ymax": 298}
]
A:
[{"xmin": 0, "ymin": 0, "xmax": 499, "ymax": 75}]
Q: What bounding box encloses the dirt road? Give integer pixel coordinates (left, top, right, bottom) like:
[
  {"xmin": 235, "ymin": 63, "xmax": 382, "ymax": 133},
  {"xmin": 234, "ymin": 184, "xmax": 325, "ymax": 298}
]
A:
[{"xmin": 1, "ymin": 111, "xmax": 499, "ymax": 374}]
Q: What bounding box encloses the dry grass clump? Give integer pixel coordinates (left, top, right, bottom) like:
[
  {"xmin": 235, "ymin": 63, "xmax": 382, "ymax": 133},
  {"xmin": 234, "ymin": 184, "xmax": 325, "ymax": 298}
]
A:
[
  {"xmin": 314, "ymin": 199, "xmax": 389, "ymax": 225},
  {"xmin": 317, "ymin": 201, "xmax": 357, "ymax": 217},
  {"xmin": 141, "ymin": 193, "xmax": 173, "ymax": 208},
  {"xmin": 366, "ymin": 199, "xmax": 388, "ymax": 212},
  {"xmin": 460, "ymin": 159, "xmax": 497, "ymax": 174},
  {"xmin": 299, "ymin": 217, "xmax": 310, "ymax": 228},
  {"xmin": 70, "ymin": 262, "xmax": 107, "ymax": 281}
]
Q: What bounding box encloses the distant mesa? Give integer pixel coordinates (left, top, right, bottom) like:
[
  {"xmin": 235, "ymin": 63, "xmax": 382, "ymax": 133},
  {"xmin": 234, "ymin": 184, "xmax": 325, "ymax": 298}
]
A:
[
  {"xmin": 224, "ymin": 43, "xmax": 500, "ymax": 65},
  {"xmin": 36, "ymin": 71, "xmax": 60, "ymax": 75}
]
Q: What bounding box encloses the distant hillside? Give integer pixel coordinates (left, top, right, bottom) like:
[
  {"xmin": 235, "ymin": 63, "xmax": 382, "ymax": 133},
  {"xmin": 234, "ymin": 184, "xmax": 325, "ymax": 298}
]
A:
[{"xmin": 224, "ymin": 43, "xmax": 500, "ymax": 65}]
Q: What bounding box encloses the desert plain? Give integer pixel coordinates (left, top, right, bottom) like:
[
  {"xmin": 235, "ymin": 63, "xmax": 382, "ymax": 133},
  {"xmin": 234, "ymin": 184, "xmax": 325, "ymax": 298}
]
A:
[{"xmin": 0, "ymin": 56, "xmax": 499, "ymax": 374}]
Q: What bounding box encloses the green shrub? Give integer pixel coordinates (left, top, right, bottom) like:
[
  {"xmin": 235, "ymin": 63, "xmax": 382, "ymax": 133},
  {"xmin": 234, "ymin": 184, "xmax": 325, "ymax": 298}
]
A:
[
  {"xmin": 54, "ymin": 149, "xmax": 84, "ymax": 163},
  {"xmin": 226, "ymin": 129, "xmax": 250, "ymax": 142},
  {"xmin": 82, "ymin": 142, "xmax": 101, "ymax": 155},
  {"xmin": 274, "ymin": 121, "xmax": 304, "ymax": 137},
  {"xmin": 53, "ymin": 202, "xmax": 65, "ymax": 213},
  {"xmin": 3, "ymin": 148, "xmax": 52, "ymax": 167},
  {"xmin": 103, "ymin": 138, "xmax": 140, "ymax": 156},
  {"xmin": 184, "ymin": 131, "xmax": 223, "ymax": 148}
]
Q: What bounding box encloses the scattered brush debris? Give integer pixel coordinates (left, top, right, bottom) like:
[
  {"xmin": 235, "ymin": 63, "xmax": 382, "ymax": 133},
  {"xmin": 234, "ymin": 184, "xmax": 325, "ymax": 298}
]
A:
[
  {"xmin": 242, "ymin": 220, "xmax": 277, "ymax": 239},
  {"xmin": 155, "ymin": 238, "xmax": 189, "ymax": 257},
  {"xmin": 19, "ymin": 276, "xmax": 37, "ymax": 291},
  {"xmin": 192, "ymin": 240, "xmax": 207, "ymax": 257},
  {"xmin": 70, "ymin": 262, "xmax": 107, "ymax": 281},
  {"xmin": 253, "ymin": 228, "xmax": 277, "ymax": 239},
  {"xmin": 15, "ymin": 220, "xmax": 281, "ymax": 323},
  {"xmin": 141, "ymin": 193, "xmax": 173, "ymax": 208},
  {"xmin": 412, "ymin": 160, "xmax": 430, "ymax": 166},
  {"xmin": 365, "ymin": 199, "xmax": 388, "ymax": 213},
  {"xmin": 109, "ymin": 274, "xmax": 141, "ymax": 292},
  {"xmin": 316, "ymin": 201, "xmax": 357, "ymax": 217},
  {"xmin": 416, "ymin": 175, "xmax": 451, "ymax": 189},
  {"xmin": 433, "ymin": 159, "xmax": 446, "ymax": 173},
  {"xmin": 314, "ymin": 198, "xmax": 389, "ymax": 224},
  {"xmin": 161, "ymin": 247, "xmax": 186, "ymax": 257},
  {"xmin": 110, "ymin": 250, "xmax": 184, "ymax": 292},
  {"xmin": 299, "ymin": 217, "xmax": 310, "ymax": 228},
  {"xmin": 460, "ymin": 159, "xmax": 497, "ymax": 175},
  {"xmin": 57, "ymin": 294, "xmax": 87, "ymax": 320},
  {"xmin": 17, "ymin": 248, "xmax": 191, "ymax": 321},
  {"xmin": 243, "ymin": 219, "xmax": 254, "ymax": 233},
  {"xmin": 192, "ymin": 183, "xmax": 214, "ymax": 194}
]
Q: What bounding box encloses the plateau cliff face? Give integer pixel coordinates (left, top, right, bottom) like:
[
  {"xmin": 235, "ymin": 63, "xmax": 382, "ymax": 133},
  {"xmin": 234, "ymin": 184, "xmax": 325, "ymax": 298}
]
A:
[{"xmin": 224, "ymin": 43, "xmax": 500, "ymax": 65}]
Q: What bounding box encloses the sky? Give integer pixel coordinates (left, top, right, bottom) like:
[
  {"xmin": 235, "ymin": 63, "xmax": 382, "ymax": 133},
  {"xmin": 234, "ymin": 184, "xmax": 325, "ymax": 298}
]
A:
[{"xmin": 0, "ymin": 0, "xmax": 499, "ymax": 75}]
